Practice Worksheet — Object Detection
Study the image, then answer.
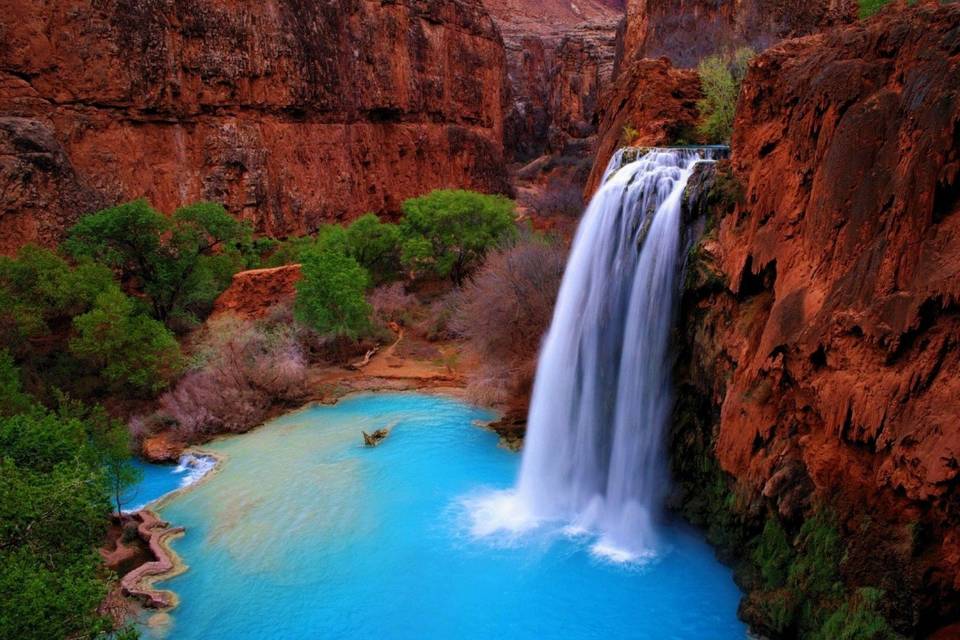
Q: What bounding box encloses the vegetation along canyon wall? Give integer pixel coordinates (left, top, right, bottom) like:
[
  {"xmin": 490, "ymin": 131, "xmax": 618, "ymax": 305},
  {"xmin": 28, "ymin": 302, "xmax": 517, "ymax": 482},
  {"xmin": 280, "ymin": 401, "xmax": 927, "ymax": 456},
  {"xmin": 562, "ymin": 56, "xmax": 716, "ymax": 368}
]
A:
[{"xmin": 669, "ymin": 3, "xmax": 960, "ymax": 637}]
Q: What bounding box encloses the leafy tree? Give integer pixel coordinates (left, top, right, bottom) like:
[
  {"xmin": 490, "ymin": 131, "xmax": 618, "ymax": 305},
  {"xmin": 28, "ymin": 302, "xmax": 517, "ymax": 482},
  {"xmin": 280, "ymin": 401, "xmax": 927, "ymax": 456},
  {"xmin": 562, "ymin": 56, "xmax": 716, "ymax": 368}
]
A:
[
  {"xmin": 399, "ymin": 190, "xmax": 516, "ymax": 285},
  {"xmin": 65, "ymin": 199, "xmax": 251, "ymax": 330},
  {"xmin": 696, "ymin": 48, "xmax": 755, "ymax": 144},
  {"xmin": 70, "ymin": 289, "xmax": 183, "ymax": 396},
  {"xmin": 0, "ymin": 350, "xmax": 33, "ymax": 417},
  {"xmin": 345, "ymin": 214, "xmax": 402, "ymax": 282},
  {"xmin": 0, "ymin": 246, "xmax": 116, "ymax": 356},
  {"xmin": 294, "ymin": 247, "xmax": 372, "ymax": 338}
]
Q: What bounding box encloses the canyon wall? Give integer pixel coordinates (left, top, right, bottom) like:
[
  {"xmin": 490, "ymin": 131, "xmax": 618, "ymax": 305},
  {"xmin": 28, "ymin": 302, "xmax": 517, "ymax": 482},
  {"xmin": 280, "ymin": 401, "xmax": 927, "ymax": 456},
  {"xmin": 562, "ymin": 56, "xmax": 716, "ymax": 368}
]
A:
[
  {"xmin": 623, "ymin": 0, "xmax": 858, "ymax": 67},
  {"xmin": 674, "ymin": 4, "xmax": 960, "ymax": 636},
  {"xmin": 483, "ymin": 0, "xmax": 623, "ymax": 162},
  {"xmin": 0, "ymin": 0, "xmax": 510, "ymax": 254}
]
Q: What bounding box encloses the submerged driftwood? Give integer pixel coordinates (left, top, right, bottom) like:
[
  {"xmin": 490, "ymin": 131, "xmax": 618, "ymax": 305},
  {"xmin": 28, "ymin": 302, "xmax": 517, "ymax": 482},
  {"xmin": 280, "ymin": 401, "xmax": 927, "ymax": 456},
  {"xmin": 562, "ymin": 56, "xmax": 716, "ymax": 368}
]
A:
[{"xmin": 362, "ymin": 428, "xmax": 390, "ymax": 447}]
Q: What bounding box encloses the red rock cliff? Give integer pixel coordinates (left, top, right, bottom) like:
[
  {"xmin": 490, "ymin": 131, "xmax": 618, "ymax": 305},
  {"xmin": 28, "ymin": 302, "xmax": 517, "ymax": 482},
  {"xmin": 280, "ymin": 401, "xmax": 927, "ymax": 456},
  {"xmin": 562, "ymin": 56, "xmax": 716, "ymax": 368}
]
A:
[
  {"xmin": 676, "ymin": 4, "xmax": 960, "ymax": 634},
  {"xmin": 0, "ymin": 0, "xmax": 510, "ymax": 254},
  {"xmin": 623, "ymin": 0, "xmax": 857, "ymax": 67}
]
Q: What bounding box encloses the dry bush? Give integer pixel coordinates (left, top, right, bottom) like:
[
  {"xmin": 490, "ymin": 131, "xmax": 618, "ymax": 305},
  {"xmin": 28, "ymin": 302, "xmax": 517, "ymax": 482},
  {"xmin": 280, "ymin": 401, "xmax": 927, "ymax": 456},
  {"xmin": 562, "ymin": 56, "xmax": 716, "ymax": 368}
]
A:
[
  {"xmin": 369, "ymin": 283, "xmax": 416, "ymax": 326},
  {"xmin": 522, "ymin": 175, "xmax": 585, "ymax": 218},
  {"xmin": 452, "ymin": 238, "xmax": 566, "ymax": 402},
  {"xmin": 416, "ymin": 291, "xmax": 462, "ymax": 342},
  {"xmin": 149, "ymin": 317, "xmax": 307, "ymax": 441}
]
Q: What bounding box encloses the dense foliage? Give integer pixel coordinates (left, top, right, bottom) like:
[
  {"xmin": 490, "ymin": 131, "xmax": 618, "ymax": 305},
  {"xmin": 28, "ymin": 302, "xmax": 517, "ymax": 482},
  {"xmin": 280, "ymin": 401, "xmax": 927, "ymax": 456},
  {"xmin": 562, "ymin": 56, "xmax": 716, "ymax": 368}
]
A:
[
  {"xmin": 294, "ymin": 247, "xmax": 372, "ymax": 338},
  {"xmin": 0, "ymin": 245, "xmax": 182, "ymax": 400},
  {"xmin": 696, "ymin": 48, "xmax": 754, "ymax": 143},
  {"xmin": 65, "ymin": 200, "xmax": 252, "ymax": 331},
  {"xmin": 400, "ymin": 190, "xmax": 516, "ymax": 285},
  {"xmin": 0, "ymin": 358, "xmax": 139, "ymax": 640}
]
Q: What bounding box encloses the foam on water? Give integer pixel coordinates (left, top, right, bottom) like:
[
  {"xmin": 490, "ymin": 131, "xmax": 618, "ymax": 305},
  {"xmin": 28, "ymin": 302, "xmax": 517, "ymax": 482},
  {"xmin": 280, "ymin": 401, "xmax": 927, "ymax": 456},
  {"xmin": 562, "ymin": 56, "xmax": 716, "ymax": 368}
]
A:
[{"xmin": 122, "ymin": 453, "xmax": 217, "ymax": 512}]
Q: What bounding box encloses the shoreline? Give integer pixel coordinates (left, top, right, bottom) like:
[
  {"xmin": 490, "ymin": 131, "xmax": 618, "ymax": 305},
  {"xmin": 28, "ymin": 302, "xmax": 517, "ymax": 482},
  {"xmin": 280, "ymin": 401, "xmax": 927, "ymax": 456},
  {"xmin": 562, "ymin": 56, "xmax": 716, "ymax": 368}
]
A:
[{"xmin": 124, "ymin": 385, "xmax": 505, "ymax": 621}]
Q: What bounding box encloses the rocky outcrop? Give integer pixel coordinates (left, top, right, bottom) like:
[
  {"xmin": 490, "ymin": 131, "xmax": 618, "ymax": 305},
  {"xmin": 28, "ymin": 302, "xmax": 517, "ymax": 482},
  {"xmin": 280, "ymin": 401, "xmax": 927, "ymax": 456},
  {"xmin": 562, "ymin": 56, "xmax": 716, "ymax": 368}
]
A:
[
  {"xmin": 120, "ymin": 511, "xmax": 185, "ymax": 609},
  {"xmin": 0, "ymin": 0, "xmax": 510, "ymax": 254},
  {"xmin": 622, "ymin": 0, "xmax": 858, "ymax": 68},
  {"xmin": 210, "ymin": 264, "xmax": 302, "ymax": 320},
  {"xmin": 484, "ymin": 0, "xmax": 624, "ymax": 161},
  {"xmin": 584, "ymin": 57, "xmax": 701, "ymax": 195},
  {"xmin": 674, "ymin": 5, "xmax": 960, "ymax": 636}
]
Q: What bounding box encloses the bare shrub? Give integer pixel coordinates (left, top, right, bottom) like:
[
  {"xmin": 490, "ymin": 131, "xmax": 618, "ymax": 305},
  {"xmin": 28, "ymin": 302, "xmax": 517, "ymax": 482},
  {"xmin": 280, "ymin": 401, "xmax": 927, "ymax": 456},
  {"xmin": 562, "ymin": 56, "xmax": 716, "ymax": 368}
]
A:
[
  {"xmin": 451, "ymin": 237, "xmax": 566, "ymax": 405},
  {"xmin": 522, "ymin": 176, "xmax": 585, "ymax": 218},
  {"xmin": 368, "ymin": 283, "xmax": 416, "ymax": 326},
  {"xmin": 416, "ymin": 291, "xmax": 462, "ymax": 342},
  {"xmin": 151, "ymin": 317, "xmax": 307, "ymax": 441},
  {"xmin": 451, "ymin": 238, "xmax": 566, "ymax": 364}
]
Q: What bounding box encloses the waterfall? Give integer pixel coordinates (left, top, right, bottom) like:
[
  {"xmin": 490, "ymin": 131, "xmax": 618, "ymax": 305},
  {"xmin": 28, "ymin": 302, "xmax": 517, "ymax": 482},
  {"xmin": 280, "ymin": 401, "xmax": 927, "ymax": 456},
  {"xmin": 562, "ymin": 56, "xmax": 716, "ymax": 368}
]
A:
[{"xmin": 511, "ymin": 148, "xmax": 713, "ymax": 559}]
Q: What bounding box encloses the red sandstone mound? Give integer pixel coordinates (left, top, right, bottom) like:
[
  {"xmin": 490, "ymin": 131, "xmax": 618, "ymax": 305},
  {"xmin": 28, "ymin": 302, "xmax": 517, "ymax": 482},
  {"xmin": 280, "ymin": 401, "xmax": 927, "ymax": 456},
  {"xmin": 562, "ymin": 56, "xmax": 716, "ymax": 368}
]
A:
[
  {"xmin": 684, "ymin": 3, "xmax": 960, "ymax": 628},
  {"xmin": 210, "ymin": 264, "xmax": 302, "ymax": 321},
  {"xmin": 0, "ymin": 0, "xmax": 510, "ymax": 254}
]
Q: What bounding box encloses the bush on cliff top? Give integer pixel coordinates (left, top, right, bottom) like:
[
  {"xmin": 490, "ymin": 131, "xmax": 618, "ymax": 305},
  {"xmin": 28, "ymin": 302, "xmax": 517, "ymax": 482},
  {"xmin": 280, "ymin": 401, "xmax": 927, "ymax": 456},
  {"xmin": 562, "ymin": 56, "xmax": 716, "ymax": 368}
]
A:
[{"xmin": 696, "ymin": 48, "xmax": 754, "ymax": 144}]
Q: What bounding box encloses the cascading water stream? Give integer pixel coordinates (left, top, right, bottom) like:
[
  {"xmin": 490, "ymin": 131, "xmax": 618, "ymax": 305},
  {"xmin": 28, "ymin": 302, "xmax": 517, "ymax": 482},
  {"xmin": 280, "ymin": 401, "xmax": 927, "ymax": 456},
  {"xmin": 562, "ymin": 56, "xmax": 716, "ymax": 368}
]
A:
[{"xmin": 469, "ymin": 148, "xmax": 716, "ymax": 561}]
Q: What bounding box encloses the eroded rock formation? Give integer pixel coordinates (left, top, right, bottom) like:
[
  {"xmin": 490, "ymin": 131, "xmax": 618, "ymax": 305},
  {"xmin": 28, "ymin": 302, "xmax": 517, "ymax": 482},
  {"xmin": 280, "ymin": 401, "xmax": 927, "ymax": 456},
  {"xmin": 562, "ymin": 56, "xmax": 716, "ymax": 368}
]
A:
[
  {"xmin": 674, "ymin": 4, "xmax": 960, "ymax": 635},
  {"xmin": 0, "ymin": 0, "xmax": 510, "ymax": 253}
]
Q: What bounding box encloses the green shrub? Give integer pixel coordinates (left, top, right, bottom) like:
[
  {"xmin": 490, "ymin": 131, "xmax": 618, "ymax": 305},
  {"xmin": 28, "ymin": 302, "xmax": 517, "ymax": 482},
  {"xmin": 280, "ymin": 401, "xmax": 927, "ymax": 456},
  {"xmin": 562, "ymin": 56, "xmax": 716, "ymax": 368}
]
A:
[
  {"xmin": 0, "ymin": 245, "xmax": 115, "ymax": 354},
  {"xmin": 859, "ymin": 0, "xmax": 892, "ymax": 19},
  {"xmin": 0, "ymin": 350, "xmax": 32, "ymax": 417},
  {"xmin": 400, "ymin": 190, "xmax": 516, "ymax": 285},
  {"xmin": 70, "ymin": 289, "xmax": 183, "ymax": 396},
  {"xmin": 621, "ymin": 124, "xmax": 640, "ymax": 146},
  {"xmin": 294, "ymin": 247, "xmax": 372, "ymax": 338},
  {"xmin": 753, "ymin": 517, "xmax": 794, "ymax": 588},
  {"xmin": 345, "ymin": 214, "xmax": 402, "ymax": 282},
  {"xmin": 696, "ymin": 48, "xmax": 755, "ymax": 144},
  {"xmin": 66, "ymin": 199, "xmax": 251, "ymax": 330},
  {"xmin": 812, "ymin": 588, "xmax": 902, "ymax": 640}
]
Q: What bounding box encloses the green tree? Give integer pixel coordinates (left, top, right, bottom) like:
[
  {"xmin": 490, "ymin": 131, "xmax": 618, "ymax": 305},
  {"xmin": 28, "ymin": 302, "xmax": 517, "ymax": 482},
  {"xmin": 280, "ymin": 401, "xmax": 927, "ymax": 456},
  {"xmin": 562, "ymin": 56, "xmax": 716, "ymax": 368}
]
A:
[
  {"xmin": 0, "ymin": 406, "xmax": 132, "ymax": 639},
  {"xmin": 696, "ymin": 48, "xmax": 755, "ymax": 144},
  {"xmin": 399, "ymin": 190, "xmax": 516, "ymax": 285},
  {"xmin": 345, "ymin": 214, "xmax": 402, "ymax": 282},
  {"xmin": 0, "ymin": 350, "xmax": 32, "ymax": 417},
  {"xmin": 294, "ymin": 248, "xmax": 372, "ymax": 338},
  {"xmin": 0, "ymin": 246, "xmax": 115, "ymax": 355},
  {"xmin": 70, "ymin": 289, "xmax": 182, "ymax": 396},
  {"xmin": 65, "ymin": 199, "xmax": 251, "ymax": 330}
]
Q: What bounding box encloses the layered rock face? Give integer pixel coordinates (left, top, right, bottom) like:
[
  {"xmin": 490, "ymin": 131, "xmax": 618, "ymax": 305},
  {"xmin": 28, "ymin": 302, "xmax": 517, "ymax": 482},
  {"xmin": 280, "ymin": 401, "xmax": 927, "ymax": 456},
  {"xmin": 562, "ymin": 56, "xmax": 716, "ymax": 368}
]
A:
[
  {"xmin": 483, "ymin": 0, "xmax": 624, "ymax": 161},
  {"xmin": 675, "ymin": 4, "xmax": 960, "ymax": 634},
  {"xmin": 623, "ymin": 0, "xmax": 858, "ymax": 67},
  {"xmin": 0, "ymin": 0, "xmax": 510, "ymax": 254}
]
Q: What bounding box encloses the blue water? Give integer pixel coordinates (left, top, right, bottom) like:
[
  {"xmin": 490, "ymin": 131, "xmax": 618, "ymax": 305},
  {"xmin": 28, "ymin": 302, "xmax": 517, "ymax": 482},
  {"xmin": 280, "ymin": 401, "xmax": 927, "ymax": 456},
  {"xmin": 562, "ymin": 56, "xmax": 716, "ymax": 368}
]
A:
[
  {"xmin": 138, "ymin": 393, "xmax": 746, "ymax": 639},
  {"xmin": 121, "ymin": 455, "xmax": 216, "ymax": 512}
]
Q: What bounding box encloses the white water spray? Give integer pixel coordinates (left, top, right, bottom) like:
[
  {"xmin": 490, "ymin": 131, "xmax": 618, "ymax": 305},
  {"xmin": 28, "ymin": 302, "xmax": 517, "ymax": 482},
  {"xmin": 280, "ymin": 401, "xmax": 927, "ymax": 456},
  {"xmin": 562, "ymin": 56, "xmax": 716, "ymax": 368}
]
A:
[{"xmin": 467, "ymin": 148, "xmax": 715, "ymax": 561}]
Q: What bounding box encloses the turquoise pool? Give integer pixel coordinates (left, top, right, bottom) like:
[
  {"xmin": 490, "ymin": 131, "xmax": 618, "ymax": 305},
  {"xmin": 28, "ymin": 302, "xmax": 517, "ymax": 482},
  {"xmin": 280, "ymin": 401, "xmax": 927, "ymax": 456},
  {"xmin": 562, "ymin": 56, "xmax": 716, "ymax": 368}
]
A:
[{"xmin": 139, "ymin": 393, "xmax": 746, "ymax": 639}]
